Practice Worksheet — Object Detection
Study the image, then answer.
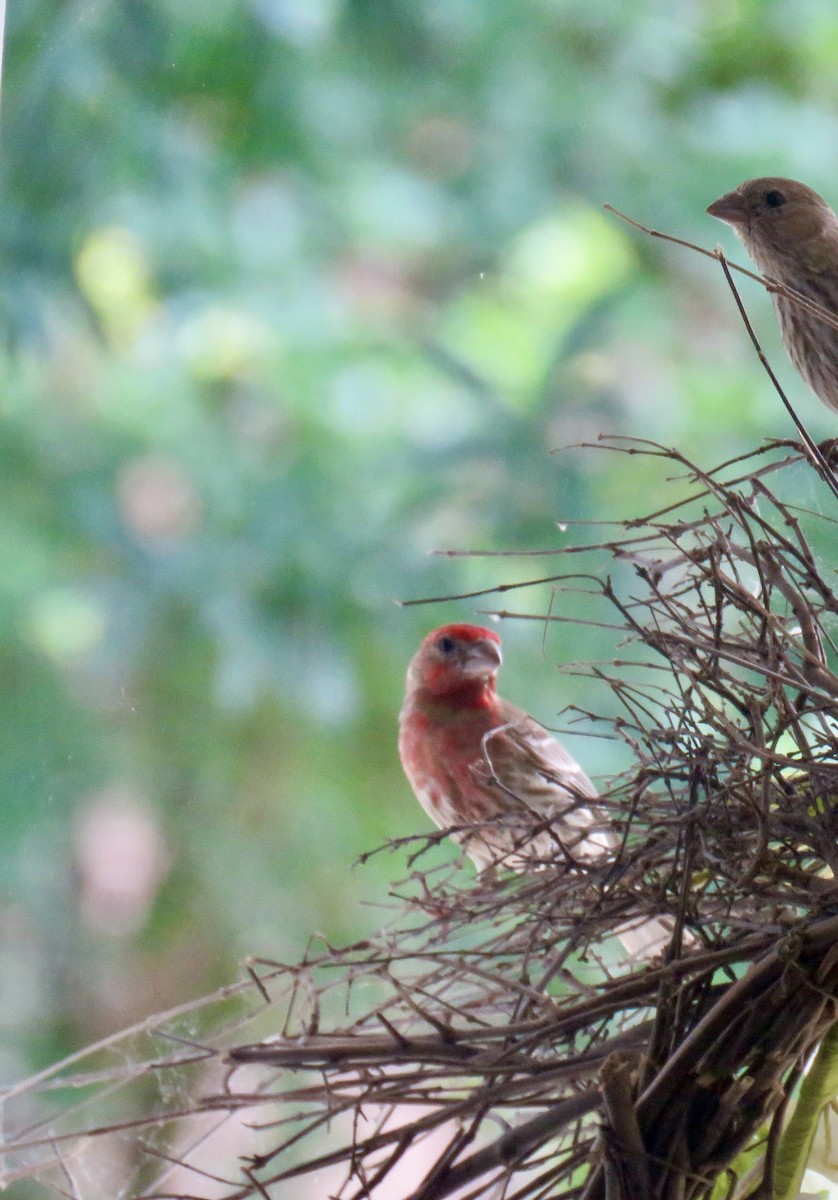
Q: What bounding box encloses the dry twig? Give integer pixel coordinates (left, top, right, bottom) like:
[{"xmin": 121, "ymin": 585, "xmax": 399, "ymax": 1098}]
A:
[{"xmin": 3, "ymin": 441, "xmax": 838, "ymax": 1199}]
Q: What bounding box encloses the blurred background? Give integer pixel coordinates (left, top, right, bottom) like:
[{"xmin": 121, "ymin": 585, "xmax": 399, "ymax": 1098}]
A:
[{"xmin": 2, "ymin": 0, "xmax": 838, "ymax": 1098}]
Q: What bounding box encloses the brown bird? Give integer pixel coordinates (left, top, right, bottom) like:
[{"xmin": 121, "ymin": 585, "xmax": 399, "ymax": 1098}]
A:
[{"xmin": 707, "ymin": 177, "xmax": 838, "ymax": 413}]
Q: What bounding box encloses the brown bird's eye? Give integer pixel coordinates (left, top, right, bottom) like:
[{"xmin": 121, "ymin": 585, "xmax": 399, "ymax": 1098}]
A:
[
  {"xmin": 437, "ymin": 635, "xmax": 456, "ymax": 655},
  {"xmin": 763, "ymin": 190, "xmax": 786, "ymax": 208}
]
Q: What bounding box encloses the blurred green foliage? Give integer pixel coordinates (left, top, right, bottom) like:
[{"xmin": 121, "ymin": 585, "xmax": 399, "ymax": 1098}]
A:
[{"xmin": 3, "ymin": 0, "xmax": 838, "ymax": 1092}]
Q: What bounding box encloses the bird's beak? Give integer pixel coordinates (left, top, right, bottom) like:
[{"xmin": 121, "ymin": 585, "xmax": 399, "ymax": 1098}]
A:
[
  {"xmin": 460, "ymin": 638, "xmax": 502, "ymax": 676},
  {"xmin": 706, "ymin": 190, "xmax": 748, "ymax": 227}
]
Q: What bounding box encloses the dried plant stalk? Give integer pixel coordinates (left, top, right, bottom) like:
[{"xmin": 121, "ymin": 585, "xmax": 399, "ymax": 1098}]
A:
[{"xmin": 3, "ymin": 438, "xmax": 838, "ymax": 1200}]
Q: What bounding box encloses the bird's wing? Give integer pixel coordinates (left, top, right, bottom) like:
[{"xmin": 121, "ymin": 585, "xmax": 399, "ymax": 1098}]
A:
[
  {"xmin": 471, "ymin": 706, "xmax": 598, "ymax": 807},
  {"xmin": 464, "ymin": 705, "xmax": 616, "ymax": 864}
]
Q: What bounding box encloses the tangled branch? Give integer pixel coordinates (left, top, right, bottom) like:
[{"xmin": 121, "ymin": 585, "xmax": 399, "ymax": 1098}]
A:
[{"xmin": 4, "ymin": 439, "xmax": 838, "ymax": 1199}]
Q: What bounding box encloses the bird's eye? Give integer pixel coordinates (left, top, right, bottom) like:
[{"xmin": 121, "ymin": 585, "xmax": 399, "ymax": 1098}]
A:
[
  {"xmin": 763, "ymin": 190, "xmax": 786, "ymax": 209},
  {"xmin": 436, "ymin": 635, "xmax": 456, "ymax": 655}
]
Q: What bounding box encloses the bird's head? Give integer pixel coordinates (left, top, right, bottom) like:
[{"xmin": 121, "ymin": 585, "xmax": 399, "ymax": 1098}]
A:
[
  {"xmin": 707, "ymin": 177, "xmax": 837, "ymax": 272},
  {"xmin": 407, "ymin": 624, "xmax": 502, "ymax": 701}
]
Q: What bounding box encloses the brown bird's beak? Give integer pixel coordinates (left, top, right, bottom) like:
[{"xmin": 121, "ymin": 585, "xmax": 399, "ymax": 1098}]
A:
[
  {"xmin": 706, "ymin": 190, "xmax": 748, "ymax": 227},
  {"xmin": 460, "ymin": 638, "xmax": 502, "ymax": 677}
]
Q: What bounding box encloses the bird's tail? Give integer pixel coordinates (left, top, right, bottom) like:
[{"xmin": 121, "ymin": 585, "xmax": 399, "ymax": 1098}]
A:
[{"xmin": 615, "ymin": 913, "xmax": 693, "ymax": 960}]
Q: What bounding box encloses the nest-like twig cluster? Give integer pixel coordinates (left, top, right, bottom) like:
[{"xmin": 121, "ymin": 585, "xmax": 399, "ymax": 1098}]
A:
[{"xmin": 4, "ymin": 439, "xmax": 838, "ymax": 1200}]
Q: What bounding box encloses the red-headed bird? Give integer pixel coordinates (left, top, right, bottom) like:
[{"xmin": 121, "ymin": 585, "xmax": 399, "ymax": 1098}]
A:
[{"xmin": 398, "ymin": 624, "xmax": 675, "ymax": 957}]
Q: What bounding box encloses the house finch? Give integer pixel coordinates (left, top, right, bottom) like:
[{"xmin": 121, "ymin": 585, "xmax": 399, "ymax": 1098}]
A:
[
  {"xmin": 707, "ymin": 177, "xmax": 838, "ymax": 414},
  {"xmin": 398, "ymin": 624, "xmax": 674, "ymax": 957}
]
